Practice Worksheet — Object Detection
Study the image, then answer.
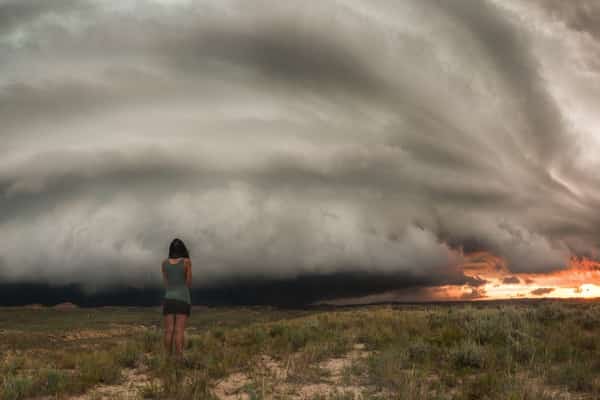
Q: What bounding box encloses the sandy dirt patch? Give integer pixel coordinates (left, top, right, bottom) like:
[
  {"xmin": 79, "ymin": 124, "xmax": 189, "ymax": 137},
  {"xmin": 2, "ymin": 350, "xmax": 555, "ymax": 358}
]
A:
[
  {"xmin": 60, "ymin": 325, "xmax": 145, "ymax": 341},
  {"xmin": 212, "ymin": 343, "xmax": 372, "ymax": 400},
  {"xmin": 213, "ymin": 372, "xmax": 253, "ymax": 400},
  {"xmin": 319, "ymin": 343, "xmax": 370, "ymax": 383}
]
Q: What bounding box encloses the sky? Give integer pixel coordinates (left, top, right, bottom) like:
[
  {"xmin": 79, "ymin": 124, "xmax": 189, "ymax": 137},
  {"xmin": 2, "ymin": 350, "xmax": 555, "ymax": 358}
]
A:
[{"xmin": 2, "ymin": 0, "xmax": 600, "ymax": 305}]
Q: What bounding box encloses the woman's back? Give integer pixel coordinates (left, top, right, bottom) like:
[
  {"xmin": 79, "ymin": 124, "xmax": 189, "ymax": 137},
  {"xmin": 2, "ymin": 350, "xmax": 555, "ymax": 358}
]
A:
[
  {"xmin": 163, "ymin": 258, "xmax": 191, "ymax": 304},
  {"xmin": 162, "ymin": 238, "xmax": 192, "ymax": 359}
]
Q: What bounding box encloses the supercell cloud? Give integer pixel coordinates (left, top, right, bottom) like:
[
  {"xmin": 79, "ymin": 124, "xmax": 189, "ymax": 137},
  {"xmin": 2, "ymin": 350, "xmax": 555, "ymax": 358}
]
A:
[{"xmin": 2, "ymin": 0, "xmax": 600, "ymax": 302}]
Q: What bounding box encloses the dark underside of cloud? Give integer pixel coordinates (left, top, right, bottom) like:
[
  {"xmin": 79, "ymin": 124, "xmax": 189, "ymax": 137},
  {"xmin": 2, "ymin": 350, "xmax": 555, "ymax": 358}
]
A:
[
  {"xmin": 502, "ymin": 276, "xmax": 521, "ymax": 284},
  {"xmin": 530, "ymin": 287, "xmax": 555, "ymax": 296},
  {"xmin": 1, "ymin": 0, "xmax": 600, "ymax": 304},
  {"xmin": 0, "ymin": 270, "xmax": 477, "ymax": 307}
]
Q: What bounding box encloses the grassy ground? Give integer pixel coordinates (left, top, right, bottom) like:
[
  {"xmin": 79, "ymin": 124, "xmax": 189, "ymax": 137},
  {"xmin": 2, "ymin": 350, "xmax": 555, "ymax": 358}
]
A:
[{"xmin": 1, "ymin": 302, "xmax": 600, "ymax": 399}]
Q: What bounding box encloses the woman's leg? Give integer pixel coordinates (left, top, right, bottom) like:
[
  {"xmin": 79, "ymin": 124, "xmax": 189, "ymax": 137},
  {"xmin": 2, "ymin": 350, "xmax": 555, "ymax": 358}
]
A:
[
  {"xmin": 174, "ymin": 313, "xmax": 188, "ymax": 357},
  {"xmin": 164, "ymin": 314, "xmax": 175, "ymax": 355}
]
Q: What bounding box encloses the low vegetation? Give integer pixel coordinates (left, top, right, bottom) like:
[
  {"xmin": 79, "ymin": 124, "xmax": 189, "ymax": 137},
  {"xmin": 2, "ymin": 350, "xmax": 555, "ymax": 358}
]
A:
[{"xmin": 1, "ymin": 301, "xmax": 600, "ymax": 399}]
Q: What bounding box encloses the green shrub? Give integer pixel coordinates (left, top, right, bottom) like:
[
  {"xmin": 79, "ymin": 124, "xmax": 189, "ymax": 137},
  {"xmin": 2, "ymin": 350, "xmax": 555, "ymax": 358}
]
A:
[
  {"xmin": 212, "ymin": 328, "xmax": 226, "ymax": 341},
  {"xmin": 535, "ymin": 303, "xmax": 567, "ymax": 324},
  {"xmin": 178, "ymin": 371, "xmax": 216, "ymax": 400},
  {"xmin": 450, "ymin": 340, "xmax": 485, "ymax": 369},
  {"xmin": 407, "ymin": 339, "xmax": 430, "ymax": 363},
  {"xmin": 77, "ymin": 351, "xmax": 121, "ymax": 386},
  {"xmin": 466, "ymin": 313, "xmax": 507, "ymax": 345},
  {"xmin": 549, "ymin": 343, "xmax": 572, "ymax": 363},
  {"xmin": 435, "ymin": 324, "xmax": 465, "ymax": 347},
  {"xmin": 1, "ymin": 357, "xmax": 24, "ymax": 376},
  {"xmin": 245, "ymin": 326, "xmax": 269, "ymax": 348},
  {"xmin": 547, "ymin": 362, "xmax": 598, "ymax": 393},
  {"xmin": 577, "ymin": 307, "xmax": 600, "ymax": 330},
  {"xmin": 427, "ymin": 311, "xmax": 450, "ymax": 330},
  {"xmin": 140, "ymin": 379, "xmax": 162, "ymax": 399},
  {"xmin": 183, "ymin": 349, "xmax": 227, "ymax": 379},
  {"xmin": 41, "ymin": 368, "xmax": 69, "ymax": 395},
  {"xmin": 507, "ymin": 330, "xmax": 535, "ymax": 364},
  {"xmin": 461, "ymin": 372, "xmax": 500, "ymax": 400},
  {"xmin": 55, "ymin": 351, "xmax": 78, "ymax": 369},
  {"xmin": 268, "ymin": 324, "xmax": 285, "ymax": 338},
  {"xmin": 1, "ymin": 375, "xmax": 33, "ymax": 400},
  {"xmin": 115, "ymin": 342, "xmax": 141, "ymax": 368},
  {"xmin": 288, "ymin": 327, "xmax": 312, "ymax": 350},
  {"xmin": 141, "ymin": 330, "xmax": 161, "ymax": 353},
  {"xmin": 367, "ymin": 345, "xmax": 410, "ymax": 389}
]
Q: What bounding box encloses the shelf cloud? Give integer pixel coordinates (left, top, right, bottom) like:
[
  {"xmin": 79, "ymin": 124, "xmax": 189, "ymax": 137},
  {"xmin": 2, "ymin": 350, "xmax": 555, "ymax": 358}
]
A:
[{"xmin": 2, "ymin": 0, "xmax": 600, "ymax": 303}]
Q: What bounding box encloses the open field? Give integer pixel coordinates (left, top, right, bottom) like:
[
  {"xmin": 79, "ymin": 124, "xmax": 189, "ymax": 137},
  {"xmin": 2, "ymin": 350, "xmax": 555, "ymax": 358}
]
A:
[{"xmin": 2, "ymin": 301, "xmax": 600, "ymax": 399}]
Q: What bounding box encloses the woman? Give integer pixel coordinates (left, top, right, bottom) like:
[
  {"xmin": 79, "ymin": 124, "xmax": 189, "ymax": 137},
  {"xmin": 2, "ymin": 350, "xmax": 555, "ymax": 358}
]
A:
[{"xmin": 161, "ymin": 238, "xmax": 192, "ymax": 360}]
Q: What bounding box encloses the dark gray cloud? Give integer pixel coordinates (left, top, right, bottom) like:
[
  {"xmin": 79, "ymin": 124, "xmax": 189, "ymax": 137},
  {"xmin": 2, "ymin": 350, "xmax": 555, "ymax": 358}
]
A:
[
  {"xmin": 534, "ymin": 0, "xmax": 600, "ymax": 41},
  {"xmin": 502, "ymin": 276, "xmax": 521, "ymax": 285},
  {"xmin": 160, "ymin": 22, "xmax": 384, "ymax": 96},
  {"xmin": 1, "ymin": 0, "xmax": 600, "ymax": 301},
  {"xmin": 530, "ymin": 287, "xmax": 555, "ymax": 296},
  {"xmin": 0, "ymin": 0, "xmax": 87, "ymax": 35},
  {"xmin": 461, "ymin": 286, "xmax": 487, "ymax": 300}
]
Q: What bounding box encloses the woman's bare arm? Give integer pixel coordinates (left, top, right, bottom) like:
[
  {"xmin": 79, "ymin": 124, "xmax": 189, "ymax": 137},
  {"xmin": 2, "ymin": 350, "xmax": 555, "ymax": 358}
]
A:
[
  {"xmin": 161, "ymin": 261, "xmax": 168, "ymax": 285},
  {"xmin": 185, "ymin": 258, "xmax": 192, "ymax": 288}
]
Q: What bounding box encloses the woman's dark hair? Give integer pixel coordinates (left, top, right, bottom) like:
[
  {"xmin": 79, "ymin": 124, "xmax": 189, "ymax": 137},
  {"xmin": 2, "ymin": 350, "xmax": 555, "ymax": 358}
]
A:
[{"xmin": 169, "ymin": 238, "xmax": 189, "ymax": 259}]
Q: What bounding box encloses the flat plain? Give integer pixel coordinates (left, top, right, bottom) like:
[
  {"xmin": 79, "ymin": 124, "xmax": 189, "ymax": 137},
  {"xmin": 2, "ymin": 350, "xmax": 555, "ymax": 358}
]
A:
[{"xmin": 1, "ymin": 301, "xmax": 600, "ymax": 399}]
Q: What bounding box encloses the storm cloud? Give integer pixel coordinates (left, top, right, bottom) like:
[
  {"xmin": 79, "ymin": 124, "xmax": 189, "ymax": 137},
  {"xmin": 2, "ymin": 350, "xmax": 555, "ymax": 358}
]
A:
[
  {"xmin": 502, "ymin": 276, "xmax": 521, "ymax": 285},
  {"xmin": 2, "ymin": 0, "xmax": 600, "ymax": 303},
  {"xmin": 530, "ymin": 287, "xmax": 555, "ymax": 296}
]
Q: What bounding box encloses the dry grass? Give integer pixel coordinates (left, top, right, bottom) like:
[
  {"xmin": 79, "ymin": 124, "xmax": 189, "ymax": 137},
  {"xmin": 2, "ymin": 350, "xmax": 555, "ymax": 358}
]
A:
[{"xmin": 2, "ymin": 302, "xmax": 600, "ymax": 399}]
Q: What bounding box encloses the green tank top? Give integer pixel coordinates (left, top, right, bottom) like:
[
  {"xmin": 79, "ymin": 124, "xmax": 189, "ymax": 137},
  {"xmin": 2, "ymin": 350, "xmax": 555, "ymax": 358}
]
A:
[{"xmin": 163, "ymin": 258, "xmax": 191, "ymax": 304}]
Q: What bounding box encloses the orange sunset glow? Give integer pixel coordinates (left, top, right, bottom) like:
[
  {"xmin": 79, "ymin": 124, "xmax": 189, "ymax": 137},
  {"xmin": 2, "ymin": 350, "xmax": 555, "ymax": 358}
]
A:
[{"xmin": 455, "ymin": 252, "xmax": 600, "ymax": 300}]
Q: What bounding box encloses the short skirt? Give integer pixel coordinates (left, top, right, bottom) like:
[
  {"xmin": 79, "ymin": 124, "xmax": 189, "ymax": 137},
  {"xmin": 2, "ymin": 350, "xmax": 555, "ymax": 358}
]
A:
[{"xmin": 162, "ymin": 298, "xmax": 191, "ymax": 316}]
